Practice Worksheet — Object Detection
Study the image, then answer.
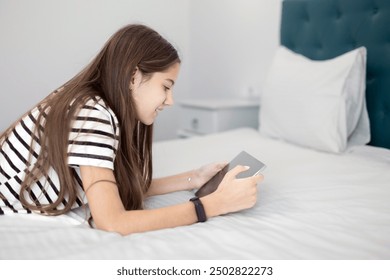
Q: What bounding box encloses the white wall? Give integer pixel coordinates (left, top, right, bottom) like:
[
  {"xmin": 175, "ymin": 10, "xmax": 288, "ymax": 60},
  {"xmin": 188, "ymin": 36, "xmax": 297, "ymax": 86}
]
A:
[
  {"xmin": 0, "ymin": 0, "xmax": 281, "ymax": 141},
  {"xmin": 188, "ymin": 0, "xmax": 281, "ymax": 100},
  {"xmin": 0, "ymin": 0, "xmax": 191, "ymax": 141}
]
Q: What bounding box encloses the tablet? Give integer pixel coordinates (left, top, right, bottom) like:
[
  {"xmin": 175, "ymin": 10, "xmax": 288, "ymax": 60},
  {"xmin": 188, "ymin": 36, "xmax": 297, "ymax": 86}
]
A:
[{"xmin": 195, "ymin": 151, "xmax": 266, "ymax": 197}]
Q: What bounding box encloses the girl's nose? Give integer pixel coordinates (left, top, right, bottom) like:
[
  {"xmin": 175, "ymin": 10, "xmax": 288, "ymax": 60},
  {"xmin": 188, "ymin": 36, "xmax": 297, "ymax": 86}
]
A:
[{"xmin": 164, "ymin": 92, "xmax": 174, "ymax": 106}]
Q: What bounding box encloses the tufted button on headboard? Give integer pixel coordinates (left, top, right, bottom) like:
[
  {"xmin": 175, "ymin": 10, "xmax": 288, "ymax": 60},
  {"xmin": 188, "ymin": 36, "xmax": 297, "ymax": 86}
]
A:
[{"xmin": 281, "ymin": 0, "xmax": 390, "ymax": 149}]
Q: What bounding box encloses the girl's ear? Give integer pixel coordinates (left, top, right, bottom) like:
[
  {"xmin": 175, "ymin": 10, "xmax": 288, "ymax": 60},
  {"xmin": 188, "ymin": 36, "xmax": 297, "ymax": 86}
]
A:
[{"xmin": 131, "ymin": 67, "xmax": 141, "ymax": 87}]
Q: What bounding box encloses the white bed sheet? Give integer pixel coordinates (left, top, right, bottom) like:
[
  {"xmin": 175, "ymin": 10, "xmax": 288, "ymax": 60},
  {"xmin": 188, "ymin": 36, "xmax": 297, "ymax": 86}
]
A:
[{"xmin": 1, "ymin": 128, "xmax": 389, "ymax": 259}]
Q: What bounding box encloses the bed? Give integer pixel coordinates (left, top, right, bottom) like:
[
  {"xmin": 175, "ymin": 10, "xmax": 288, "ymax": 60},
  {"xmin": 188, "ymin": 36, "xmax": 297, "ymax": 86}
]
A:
[{"xmin": 1, "ymin": 0, "xmax": 390, "ymax": 260}]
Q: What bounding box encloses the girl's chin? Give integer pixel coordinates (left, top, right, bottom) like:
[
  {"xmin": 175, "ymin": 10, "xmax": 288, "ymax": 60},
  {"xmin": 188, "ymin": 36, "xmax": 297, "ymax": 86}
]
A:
[
  {"xmin": 136, "ymin": 117, "xmax": 154, "ymax": 126},
  {"xmin": 145, "ymin": 116, "xmax": 157, "ymax": 126},
  {"xmin": 137, "ymin": 111, "xmax": 159, "ymax": 126}
]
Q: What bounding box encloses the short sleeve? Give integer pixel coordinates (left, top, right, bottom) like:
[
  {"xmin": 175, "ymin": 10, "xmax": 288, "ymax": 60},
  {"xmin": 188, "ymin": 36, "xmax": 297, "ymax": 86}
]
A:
[{"xmin": 67, "ymin": 98, "xmax": 120, "ymax": 170}]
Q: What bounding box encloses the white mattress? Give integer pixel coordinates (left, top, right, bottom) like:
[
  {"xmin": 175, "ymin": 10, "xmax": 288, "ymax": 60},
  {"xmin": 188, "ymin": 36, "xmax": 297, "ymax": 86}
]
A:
[{"xmin": 1, "ymin": 128, "xmax": 389, "ymax": 259}]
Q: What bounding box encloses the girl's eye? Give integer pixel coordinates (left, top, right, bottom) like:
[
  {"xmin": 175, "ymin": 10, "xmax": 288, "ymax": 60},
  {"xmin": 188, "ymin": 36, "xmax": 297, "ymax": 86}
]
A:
[{"xmin": 164, "ymin": 86, "xmax": 171, "ymax": 92}]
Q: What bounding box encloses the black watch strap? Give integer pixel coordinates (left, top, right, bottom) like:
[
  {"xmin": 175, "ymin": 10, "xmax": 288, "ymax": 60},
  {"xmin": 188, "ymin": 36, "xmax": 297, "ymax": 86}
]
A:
[{"xmin": 190, "ymin": 197, "xmax": 207, "ymax": 223}]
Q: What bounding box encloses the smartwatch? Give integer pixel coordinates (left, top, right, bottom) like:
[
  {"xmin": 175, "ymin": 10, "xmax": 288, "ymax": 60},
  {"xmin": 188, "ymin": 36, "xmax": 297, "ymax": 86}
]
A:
[{"xmin": 190, "ymin": 197, "xmax": 207, "ymax": 223}]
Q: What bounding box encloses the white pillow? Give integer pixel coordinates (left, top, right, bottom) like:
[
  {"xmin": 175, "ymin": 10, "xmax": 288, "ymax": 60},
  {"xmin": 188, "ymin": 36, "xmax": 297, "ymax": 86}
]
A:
[{"xmin": 259, "ymin": 46, "xmax": 370, "ymax": 153}]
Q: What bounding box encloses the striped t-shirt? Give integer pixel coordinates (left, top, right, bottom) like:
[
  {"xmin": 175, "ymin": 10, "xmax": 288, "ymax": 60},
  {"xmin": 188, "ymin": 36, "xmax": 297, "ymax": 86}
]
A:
[{"xmin": 0, "ymin": 96, "xmax": 120, "ymax": 214}]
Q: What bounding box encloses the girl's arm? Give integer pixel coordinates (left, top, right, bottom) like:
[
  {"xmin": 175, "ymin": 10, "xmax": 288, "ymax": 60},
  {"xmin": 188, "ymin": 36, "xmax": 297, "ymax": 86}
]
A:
[
  {"xmin": 147, "ymin": 170, "xmax": 197, "ymax": 196},
  {"xmin": 147, "ymin": 162, "xmax": 227, "ymax": 196},
  {"xmin": 80, "ymin": 165, "xmax": 262, "ymax": 235}
]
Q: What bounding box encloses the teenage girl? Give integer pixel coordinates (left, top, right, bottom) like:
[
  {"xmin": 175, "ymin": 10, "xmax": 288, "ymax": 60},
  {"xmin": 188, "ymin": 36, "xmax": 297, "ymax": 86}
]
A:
[{"xmin": 0, "ymin": 24, "xmax": 263, "ymax": 235}]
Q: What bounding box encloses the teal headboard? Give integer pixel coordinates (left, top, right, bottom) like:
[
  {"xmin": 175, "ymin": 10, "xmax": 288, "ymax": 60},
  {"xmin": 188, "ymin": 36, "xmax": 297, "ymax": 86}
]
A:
[{"xmin": 281, "ymin": 0, "xmax": 390, "ymax": 149}]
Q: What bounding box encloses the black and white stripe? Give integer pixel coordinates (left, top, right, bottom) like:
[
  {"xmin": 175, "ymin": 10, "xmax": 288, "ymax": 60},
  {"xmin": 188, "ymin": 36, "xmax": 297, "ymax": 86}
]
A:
[{"xmin": 0, "ymin": 97, "xmax": 120, "ymax": 214}]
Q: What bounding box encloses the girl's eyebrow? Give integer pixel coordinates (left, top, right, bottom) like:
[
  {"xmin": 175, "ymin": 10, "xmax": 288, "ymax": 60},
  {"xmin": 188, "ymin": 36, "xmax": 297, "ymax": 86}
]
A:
[{"xmin": 166, "ymin": 79, "xmax": 175, "ymax": 86}]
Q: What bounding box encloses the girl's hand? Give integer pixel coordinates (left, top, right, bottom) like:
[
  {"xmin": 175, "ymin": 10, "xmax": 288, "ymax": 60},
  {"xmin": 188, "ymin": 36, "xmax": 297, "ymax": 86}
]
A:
[
  {"xmin": 191, "ymin": 162, "xmax": 228, "ymax": 189},
  {"xmin": 202, "ymin": 165, "xmax": 264, "ymax": 216}
]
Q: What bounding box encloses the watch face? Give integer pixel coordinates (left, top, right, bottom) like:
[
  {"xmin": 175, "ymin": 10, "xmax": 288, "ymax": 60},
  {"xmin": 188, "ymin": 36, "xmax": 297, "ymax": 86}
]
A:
[{"xmin": 190, "ymin": 196, "xmax": 207, "ymax": 223}]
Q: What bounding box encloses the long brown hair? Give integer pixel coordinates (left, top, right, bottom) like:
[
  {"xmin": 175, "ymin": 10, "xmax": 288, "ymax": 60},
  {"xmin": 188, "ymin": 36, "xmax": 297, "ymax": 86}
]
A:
[{"xmin": 0, "ymin": 24, "xmax": 180, "ymax": 215}]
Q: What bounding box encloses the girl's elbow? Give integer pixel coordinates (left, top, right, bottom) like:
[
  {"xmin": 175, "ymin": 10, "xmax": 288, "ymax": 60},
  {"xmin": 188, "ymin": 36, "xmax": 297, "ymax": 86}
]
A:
[{"xmin": 93, "ymin": 213, "xmax": 129, "ymax": 235}]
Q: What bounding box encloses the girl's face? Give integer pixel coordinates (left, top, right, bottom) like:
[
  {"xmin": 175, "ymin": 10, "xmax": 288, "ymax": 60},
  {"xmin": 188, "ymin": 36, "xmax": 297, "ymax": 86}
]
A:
[{"xmin": 131, "ymin": 63, "xmax": 180, "ymax": 125}]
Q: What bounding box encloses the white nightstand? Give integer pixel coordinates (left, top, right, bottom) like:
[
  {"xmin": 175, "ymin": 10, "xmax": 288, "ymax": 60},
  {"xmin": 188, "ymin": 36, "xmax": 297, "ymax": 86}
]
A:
[{"xmin": 177, "ymin": 98, "xmax": 259, "ymax": 138}]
